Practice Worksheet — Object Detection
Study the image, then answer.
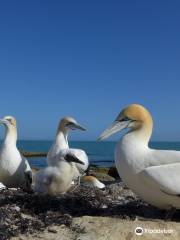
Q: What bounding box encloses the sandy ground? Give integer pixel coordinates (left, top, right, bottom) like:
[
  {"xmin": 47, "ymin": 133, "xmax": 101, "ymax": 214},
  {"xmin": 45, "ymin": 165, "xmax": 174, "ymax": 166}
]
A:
[{"xmin": 11, "ymin": 216, "xmax": 180, "ymax": 240}]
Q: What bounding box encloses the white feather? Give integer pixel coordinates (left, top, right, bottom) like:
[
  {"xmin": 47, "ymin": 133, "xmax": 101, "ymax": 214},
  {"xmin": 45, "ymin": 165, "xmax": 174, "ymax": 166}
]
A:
[
  {"xmin": 0, "ymin": 117, "xmax": 32, "ymax": 189},
  {"xmin": 34, "ymin": 160, "xmax": 77, "ymax": 195}
]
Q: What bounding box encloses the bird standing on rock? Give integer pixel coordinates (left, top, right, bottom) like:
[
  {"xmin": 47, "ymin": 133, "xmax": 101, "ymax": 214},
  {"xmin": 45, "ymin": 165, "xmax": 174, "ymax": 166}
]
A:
[
  {"xmin": 47, "ymin": 117, "xmax": 89, "ymax": 180},
  {"xmin": 47, "ymin": 117, "xmax": 105, "ymax": 189},
  {"xmin": 0, "ymin": 116, "xmax": 32, "ymax": 190},
  {"xmin": 98, "ymin": 104, "xmax": 180, "ymax": 210}
]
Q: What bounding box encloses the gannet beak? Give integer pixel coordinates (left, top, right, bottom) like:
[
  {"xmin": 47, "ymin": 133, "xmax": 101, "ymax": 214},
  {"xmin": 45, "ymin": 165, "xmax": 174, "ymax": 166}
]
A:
[
  {"xmin": 65, "ymin": 153, "xmax": 85, "ymax": 165},
  {"xmin": 0, "ymin": 119, "xmax": 9, "ymax": 125},
  {"xmin": 73, "ymin": 123, "xmax": 87, "ymax": 131},
  {"xmin": 97, "ymin": 120, "xmax": 130, "ymax": 141}
]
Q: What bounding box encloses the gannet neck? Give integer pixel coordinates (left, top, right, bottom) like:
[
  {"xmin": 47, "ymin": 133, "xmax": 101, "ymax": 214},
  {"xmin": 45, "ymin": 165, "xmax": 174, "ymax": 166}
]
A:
[
  {"xmin": 55, "ymin": 129, "xmax": 69, "ymax": 150},
  {"xmin": 3, "ymin": 126, "xmax": 17, "ymax": 147}
]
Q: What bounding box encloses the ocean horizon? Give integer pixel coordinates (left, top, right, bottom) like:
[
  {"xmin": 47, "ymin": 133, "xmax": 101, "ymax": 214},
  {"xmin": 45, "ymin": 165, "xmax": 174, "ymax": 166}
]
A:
[{"xmin": 2, "ymin": 140, "xmax": 180, "ymax": 169}]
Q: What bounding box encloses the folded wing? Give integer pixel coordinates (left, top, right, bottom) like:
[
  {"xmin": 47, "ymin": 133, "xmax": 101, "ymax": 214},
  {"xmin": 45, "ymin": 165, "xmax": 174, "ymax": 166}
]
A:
[{"xmin": 140, "ymin": 163, "xmax": 180, "ymax": 195}]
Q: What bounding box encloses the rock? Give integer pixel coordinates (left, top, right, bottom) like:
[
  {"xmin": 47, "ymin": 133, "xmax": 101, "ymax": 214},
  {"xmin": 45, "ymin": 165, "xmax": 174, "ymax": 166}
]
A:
[
  {"xmin": 108, "ymin": 167, "xmax": 120, "ymax": 179},
  {"xmin": 11, "ymin": 206, "xmax": 20, "ymax": 212},
  {"xmin": 48, "ymin": 227, "xmax": 57, "ymax": 233}
]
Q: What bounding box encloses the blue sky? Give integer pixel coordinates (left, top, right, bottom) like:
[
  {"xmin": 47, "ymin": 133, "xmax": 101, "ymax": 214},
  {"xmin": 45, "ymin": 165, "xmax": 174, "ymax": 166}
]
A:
[{"xmin": 0, "ymin": 1, "xmax": 180, "ymax": 140}]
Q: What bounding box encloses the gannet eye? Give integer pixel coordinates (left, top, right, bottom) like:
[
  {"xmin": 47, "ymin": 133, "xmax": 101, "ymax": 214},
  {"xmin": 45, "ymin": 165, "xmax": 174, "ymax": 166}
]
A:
[
  {"xmin": 65, "ymin": 122, "xmax": 77, "ymax": 130},
  {"xmin": 66, "ymin": 122, "xmax": 74, "ymax": 127},
  {"xmin": 120, "ymin": 117, "xmax": 131, "ymax": 122},
  {"xmin": 6, "ymin": 119, "xmax": 12, "ymax": 124}
]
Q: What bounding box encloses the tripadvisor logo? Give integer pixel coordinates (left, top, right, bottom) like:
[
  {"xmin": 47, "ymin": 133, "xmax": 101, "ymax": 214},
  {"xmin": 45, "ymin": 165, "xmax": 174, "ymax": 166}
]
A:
[{"xmin": 135, "ymin": 227, "xmax": 144, "ymax": 236}]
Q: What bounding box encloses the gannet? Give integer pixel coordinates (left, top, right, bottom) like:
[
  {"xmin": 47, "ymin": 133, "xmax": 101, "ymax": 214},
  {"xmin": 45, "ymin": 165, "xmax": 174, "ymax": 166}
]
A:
[
  {"xmin": 47, "ymin": 117, "xmax": 89, "ymax": 178},
  {"xmin": 34, "ymin": 153, "xmax": 84, "ymax": 195},
  {"xmin": 0, "ymin": 116, "xmax": 32, "ymax": 190},
  {"xmin": 82, "ymin": 175, "xmax": 105, "ymax": 189},
  {"xmin": 98, "ymin": 104, "xmax": 180, "ymax": 210}
]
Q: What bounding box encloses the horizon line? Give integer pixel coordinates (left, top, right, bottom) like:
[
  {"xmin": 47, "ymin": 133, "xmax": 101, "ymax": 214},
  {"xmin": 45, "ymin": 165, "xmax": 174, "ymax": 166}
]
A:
[{"xmin": 0, "ymin": 139, "xmax": 179, "ymax": 143}]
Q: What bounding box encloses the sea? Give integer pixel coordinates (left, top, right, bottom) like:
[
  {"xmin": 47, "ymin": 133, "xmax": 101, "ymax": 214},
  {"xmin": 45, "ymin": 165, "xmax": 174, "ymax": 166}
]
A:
[{"xmin": 12, "ymin": 141, "xmax": 180, "ymax": 169}]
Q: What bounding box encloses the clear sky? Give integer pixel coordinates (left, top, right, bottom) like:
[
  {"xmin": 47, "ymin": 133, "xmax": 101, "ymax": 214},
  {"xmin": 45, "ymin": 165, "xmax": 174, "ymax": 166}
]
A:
[{"xmin": 0, "ymin": 1, "xmax": 180, "ymax": 141}]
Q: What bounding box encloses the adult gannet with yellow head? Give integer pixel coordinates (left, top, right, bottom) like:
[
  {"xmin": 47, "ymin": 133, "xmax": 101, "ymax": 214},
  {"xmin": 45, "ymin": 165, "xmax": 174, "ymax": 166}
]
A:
[
  {"xmin": 98, "ymin": 104, "xmax": 180, "ymax": 210},
  {"xmin": 0, "ymin": 116, "xmax": 32, "ymax": 190},
  {"xmin": 47, "ymin": 117, "xmax": 89, "ymax": 178}
]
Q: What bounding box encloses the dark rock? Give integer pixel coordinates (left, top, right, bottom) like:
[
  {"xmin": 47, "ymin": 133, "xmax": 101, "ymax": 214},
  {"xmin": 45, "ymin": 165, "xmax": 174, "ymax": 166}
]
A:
[{"xmin": 108, "ymin": 167, "xmax": 120, "ymax": 179}]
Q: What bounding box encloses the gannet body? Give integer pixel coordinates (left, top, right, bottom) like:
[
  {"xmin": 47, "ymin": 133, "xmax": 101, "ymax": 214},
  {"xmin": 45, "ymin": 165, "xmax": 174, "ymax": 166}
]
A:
[
  {"xmin": 82, "ymin": 175, "xmax": 105, "ymax": 189},
  {"xmin": 34, "ymin": 153, "xmax": 84, "ymax": 195},
  {"xmin": 47, "ymin": 117, "xmax": 89, "ymax": 178},
  {"xmin": 98, "ymin": 104, "xmax": 180, "ymax": 209},
  {"xmin": 0, "ymin": 116, "xmax": 32, "ymax": 189}
]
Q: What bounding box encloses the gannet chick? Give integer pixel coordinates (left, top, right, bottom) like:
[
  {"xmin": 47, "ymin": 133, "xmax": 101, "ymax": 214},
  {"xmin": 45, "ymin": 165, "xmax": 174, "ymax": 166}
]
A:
[
  {"xmin": 47, "ymin": 117, "xmax": 89, "ymax": 178},
  {"xmin": 34, "ymin": 153, "xmax": 84, "ymax": 195},
  {"xmin": 0, "ymin": 116, "xmax": 32, "ymax": 190},
  {"xmin": 98, "ymin": 104, "xmax": 180, "ymax": 210},
  {"xmin": 82, "ymin": 176, "xmax": 105, "ymax": 189}
]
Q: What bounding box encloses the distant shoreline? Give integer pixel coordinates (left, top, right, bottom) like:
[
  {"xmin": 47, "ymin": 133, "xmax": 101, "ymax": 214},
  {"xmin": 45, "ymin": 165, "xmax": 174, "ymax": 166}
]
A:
[{"xmin": 22, "ymin": 151, "xmax": 47, "ymax": 157}]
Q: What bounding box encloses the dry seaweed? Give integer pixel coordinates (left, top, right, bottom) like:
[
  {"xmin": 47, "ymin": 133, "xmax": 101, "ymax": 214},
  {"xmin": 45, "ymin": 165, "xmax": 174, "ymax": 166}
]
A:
[{"xmin": 0, "ymin": 181, "xmax": 179, "ymax": 239}]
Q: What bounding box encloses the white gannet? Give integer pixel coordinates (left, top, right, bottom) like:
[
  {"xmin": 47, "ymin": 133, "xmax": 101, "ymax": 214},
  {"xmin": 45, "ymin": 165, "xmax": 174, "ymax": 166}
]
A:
[
  {"xmin": 0, "ymin": 116, "xmax": 32, "ymax": 190},
  {"xmin": 98, "ymin": 104, "xmax": 180, "ymax": 210},
  {"xmin": 82, "ymin": 175, "xmax": 105, "ymax": 189},
  {"xmin": 47, "ymin": 117, "xmax": 89, "ymax": 178},
  {"xmin": 34, "ymin": 153, "xmax": 84, "ymax": 195}
]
